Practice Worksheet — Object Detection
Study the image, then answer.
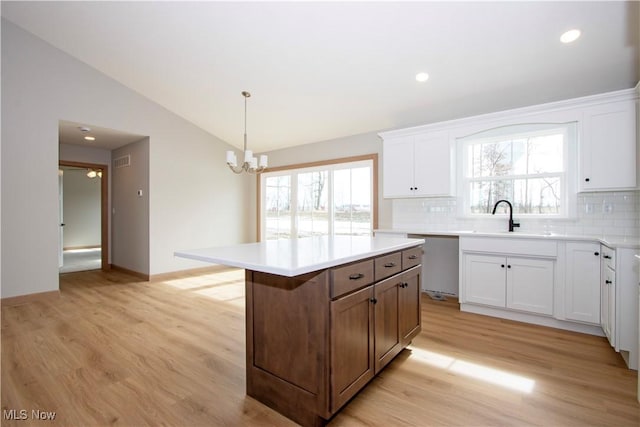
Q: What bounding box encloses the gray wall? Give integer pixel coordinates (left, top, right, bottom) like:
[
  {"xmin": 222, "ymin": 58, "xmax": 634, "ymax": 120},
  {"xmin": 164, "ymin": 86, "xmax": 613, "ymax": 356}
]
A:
[
  {"xmin": 1, "ymin": 19, "xmax": 252, "ymax": 298},
  {"xmin": 112, "ymin": 138, "xmax": 150, "ymax": 274},
  {"xmin": 62, "ymin": 168, "xmax": 101, "ymax": 249}
]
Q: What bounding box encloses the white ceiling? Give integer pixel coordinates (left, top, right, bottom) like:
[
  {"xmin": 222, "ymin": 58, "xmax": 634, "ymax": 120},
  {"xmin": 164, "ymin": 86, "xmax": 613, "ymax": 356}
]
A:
[{"xmin": 3, "ymin": 1, "xmax": 639, "ymax": 153}]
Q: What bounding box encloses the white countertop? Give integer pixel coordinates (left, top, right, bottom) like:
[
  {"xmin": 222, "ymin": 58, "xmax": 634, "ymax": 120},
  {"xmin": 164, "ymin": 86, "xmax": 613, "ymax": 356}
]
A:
[
  {"xmin": 375, "ymin": 229, "xmax": 640, "ymax": 249},
  {"xmin": 175, "ymin": 235, "xmax": 425, "ymax": 277}
]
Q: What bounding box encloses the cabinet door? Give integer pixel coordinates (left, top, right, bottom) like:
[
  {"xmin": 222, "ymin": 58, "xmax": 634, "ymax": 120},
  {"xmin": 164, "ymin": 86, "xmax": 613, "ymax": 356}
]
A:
[
  {"xmin": 413, "ymin": 131, "xmax": 454, "ymax": 197},
  {"xmin": 399, "ymin": 266, "xmax": 421, "ymax": 346},
  {"xmin": 463, "ymin": 254, "xmax": 506, "ymax": 308},
  {"xmin": 382, "ymin": 136, "xmax": 415, "ymax": 198},
  {"xmin": 580, "ymin": 100, "xmax": 637, "ymax": 191},
  {"xmin": 564, "ymin": 242, "xmax": 601, "ymax": 324},
  {"xmin": 506, "ymin": 257, "xmax": 554, "ymax": 315},
  {"xmin": 601, "ymin": 265, "xmax": 616, "ymax": 346},
  {"xmin": 330, "ymin": 286, "xmax": 375, "ymax": 411},
  {"xmin": 374, "ymin": 277, "xmax": 401, "ymax": 373}
]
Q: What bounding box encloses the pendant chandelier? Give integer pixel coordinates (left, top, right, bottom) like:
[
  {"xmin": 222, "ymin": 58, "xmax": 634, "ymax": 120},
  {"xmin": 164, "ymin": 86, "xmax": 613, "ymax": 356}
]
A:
[{"xmin": 226, "ymin": 91, "xmax": 268, "ymax": 174}]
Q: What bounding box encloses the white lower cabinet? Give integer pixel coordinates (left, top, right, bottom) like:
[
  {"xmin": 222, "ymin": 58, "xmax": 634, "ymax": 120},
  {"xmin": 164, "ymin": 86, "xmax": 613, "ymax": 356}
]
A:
[
  {"xmin": 506, "ymin": 257, "xmax": 554, "ymax": 315},
  {"xmin": 464, "ymin": 254, "xmax": 506, "ymax": 308},
  {"xmin": 601, "ymin": 263, "xmax": 616, "ymax": 346},
  {"xmin": 564, "ymin": 242, "xmax": 601, "ymax": 325},
  {"xmin": 463, "ymin": 253, "xmax": 553, "ymax": 316}
]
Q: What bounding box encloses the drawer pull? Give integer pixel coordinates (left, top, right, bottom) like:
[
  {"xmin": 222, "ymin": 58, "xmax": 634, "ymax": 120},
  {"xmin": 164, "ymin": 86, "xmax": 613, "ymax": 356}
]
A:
[
  {"xmin": 384, "ymin": 262, "xmax": 396, "ymax": 268},
  {"xmin": 603, "ymin": 255, "xmax": 612, "ymax": 259},
  {"xmin": 349, "ymin": 273, "xmax": 365, "ymax": 280},
  {"xmin": 605, "ymin": 280, "xmax": 612, "ymax": 284},
  {"xmin": 594, "ymin": 252, "xmax": 600, "ymax": 256},
  {"xmin": 370, "ymin": 298, "xmax": 378, "ymax": 304},
  {"xmin": 408, "ymin": 255, "xmax": 418, "ymax": 260}
]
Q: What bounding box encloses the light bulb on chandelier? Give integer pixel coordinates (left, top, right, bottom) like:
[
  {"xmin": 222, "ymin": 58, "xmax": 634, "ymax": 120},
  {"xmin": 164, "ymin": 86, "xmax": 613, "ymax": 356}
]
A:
[{"xmin": 226, "ymin": 91, "xmax": 268, "ymax": 174}]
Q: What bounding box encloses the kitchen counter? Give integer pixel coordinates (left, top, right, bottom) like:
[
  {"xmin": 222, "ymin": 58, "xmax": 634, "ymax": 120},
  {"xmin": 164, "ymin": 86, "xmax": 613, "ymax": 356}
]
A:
[
  {"xmin": 175, "ymin": 235, "xmax": 425, "ymax": 276},
  {"xmin": 375, "ymin": 228, "xmax": 639, "ymax": 249},
  {"xmin": 175, "ymin": 235, "xmax": 425, "ymax": 426}
]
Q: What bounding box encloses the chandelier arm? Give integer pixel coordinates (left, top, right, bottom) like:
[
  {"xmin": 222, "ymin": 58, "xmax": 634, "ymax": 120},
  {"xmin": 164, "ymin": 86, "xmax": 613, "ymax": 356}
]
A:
[{"xmin": 227, "ymin": 163, "xmax": 245, "ymax": 174}]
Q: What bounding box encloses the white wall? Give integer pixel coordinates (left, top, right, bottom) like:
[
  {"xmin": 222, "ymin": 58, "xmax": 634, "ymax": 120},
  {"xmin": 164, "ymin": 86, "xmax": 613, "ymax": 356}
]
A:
[
  {"xmin": 261, "ymin": 131, "xmax": 393, "ymax": 237},
  {"xmin": 60, "ymin": 143, "xmax": 111, "ymax": 166},
  {"xmin": 1, "ymin": 20, "xmax": 251, "ymax": 298},
  {"xmin": 62, "ymin": 168, "xmax": 101, "ymax": 248}
]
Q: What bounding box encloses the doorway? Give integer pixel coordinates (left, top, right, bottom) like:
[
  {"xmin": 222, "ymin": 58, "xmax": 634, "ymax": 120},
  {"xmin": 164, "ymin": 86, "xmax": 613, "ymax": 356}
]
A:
[{"xmin": 59, "ymin": 160, "xmax": 109, "ymax": 273}]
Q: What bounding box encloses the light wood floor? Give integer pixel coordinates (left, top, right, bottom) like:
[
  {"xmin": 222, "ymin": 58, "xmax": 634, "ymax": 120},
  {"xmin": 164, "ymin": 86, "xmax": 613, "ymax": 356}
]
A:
[{"xmin": 2, "ymin": 268, "xmax": 639, "ymax": 426}]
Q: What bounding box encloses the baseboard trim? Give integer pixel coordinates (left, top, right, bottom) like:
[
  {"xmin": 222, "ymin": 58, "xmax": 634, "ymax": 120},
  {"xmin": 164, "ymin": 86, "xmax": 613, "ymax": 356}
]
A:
[
  {"xmin": 110, "ymin": 264, "xmax": 150, "ymax": 281},
  {"xmin": 150, "ymin": 265, "xmax": 235, "ymax": 282},
  {"xmin": 460, "ymin": 303, "xmax": 605, "ymax": 337},
  {"xmin": 1, "ymin": 290, "xmax": 60, "ymax": 307}
]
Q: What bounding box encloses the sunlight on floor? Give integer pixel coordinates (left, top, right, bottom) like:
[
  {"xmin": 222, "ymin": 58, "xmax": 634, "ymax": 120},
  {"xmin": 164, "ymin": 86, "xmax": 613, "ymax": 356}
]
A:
[
  {"xmin": 409, "ymin": 347, "xmax": 535, "ymax": 393},
  {"xmin": 163, "ymin": 269, "xmax": 245, "ymax": 307}
]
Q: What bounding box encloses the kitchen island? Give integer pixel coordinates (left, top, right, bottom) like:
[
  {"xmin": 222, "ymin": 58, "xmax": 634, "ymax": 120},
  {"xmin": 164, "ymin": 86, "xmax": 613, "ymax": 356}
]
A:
[{"xmin": 176, "ymin": 235, "xmax": 425, "ymax": 426}]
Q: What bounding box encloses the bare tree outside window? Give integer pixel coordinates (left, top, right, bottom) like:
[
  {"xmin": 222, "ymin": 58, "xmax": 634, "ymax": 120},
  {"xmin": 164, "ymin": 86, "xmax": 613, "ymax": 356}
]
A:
[{"xmin": 466, "ymin": 129, "xmax": 565, "ymax": 215}]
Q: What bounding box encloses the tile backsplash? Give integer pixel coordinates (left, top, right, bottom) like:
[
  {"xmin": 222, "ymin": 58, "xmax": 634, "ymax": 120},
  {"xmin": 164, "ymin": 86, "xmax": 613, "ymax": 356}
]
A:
[{"xmin": 392, "ymin": 191, "xmax": 640, "ymax": 239}]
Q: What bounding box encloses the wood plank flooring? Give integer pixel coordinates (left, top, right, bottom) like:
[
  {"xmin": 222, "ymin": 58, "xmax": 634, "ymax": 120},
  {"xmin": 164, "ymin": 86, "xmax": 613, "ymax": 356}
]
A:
[{"xmin": 2, "ymin": 268, "xmax": 639, "ymax": 426}]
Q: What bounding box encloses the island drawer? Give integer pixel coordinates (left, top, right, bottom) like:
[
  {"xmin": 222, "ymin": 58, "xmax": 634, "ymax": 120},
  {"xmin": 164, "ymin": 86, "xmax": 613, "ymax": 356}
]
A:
[
  {"xmin": 402, "ymin": 246, "xmax": 422, "ymax": 269},
  {"xmin": 374, "ymin": 252, "xmax": 402, "ymax": 280},
  {"xmin": 331, "ymin": 259, "xmax": 374, "ymax": 298}
]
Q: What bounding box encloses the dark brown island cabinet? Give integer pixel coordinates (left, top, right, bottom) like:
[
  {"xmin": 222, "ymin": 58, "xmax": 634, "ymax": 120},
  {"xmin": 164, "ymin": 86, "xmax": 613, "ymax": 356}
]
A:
[{"xmin": 245, "ymin": 245, "xmax": 423, "ymax": 426}]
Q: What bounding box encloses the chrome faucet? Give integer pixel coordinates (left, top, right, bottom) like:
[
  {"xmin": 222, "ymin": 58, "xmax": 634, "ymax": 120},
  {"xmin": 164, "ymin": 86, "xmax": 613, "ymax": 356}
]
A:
[{"xmin": 492, "ymin": 200, "xmax": 520, "ymax": 232}]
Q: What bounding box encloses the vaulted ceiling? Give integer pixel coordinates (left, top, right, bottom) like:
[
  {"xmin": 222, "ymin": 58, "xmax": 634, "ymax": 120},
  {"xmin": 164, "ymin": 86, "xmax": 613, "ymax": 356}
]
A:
[{"xmin": 3, "ymin": 1, "xmax": 638, "ymax": 152}]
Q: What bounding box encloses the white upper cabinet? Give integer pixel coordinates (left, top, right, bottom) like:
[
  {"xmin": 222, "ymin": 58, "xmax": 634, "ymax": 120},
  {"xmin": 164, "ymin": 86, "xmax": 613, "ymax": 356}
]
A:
[
  {"xmin": 382, "ymin": 135, "xmax": 415, "ymax": 198},
  {"xmin": 380, "ymin": 88, "xmax": 637, "ymax": 200},
  {"xmin": 580, "ymin": 99, "xmax": 637, "ymax": 192},
  {"xmin": 382, "ymin": 130, "xmax": 454, "ymax": 198}
]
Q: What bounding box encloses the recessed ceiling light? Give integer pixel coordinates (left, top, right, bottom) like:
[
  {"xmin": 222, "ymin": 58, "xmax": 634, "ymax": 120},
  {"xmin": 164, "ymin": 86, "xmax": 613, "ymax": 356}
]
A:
[
  {"xmin": 415, "ymin": 72, "xmax": 429, "ymax": 83},
  {"xmin": 84, "ymin": 136, "xmax": 95, "ymax": 141},
  {"xmin": 560, "ymin": 29, "xmax": 581, "ymax": 44},
  {"xmin": 78, "ymin": 126, "xmax": 91, "ymax": 132}
]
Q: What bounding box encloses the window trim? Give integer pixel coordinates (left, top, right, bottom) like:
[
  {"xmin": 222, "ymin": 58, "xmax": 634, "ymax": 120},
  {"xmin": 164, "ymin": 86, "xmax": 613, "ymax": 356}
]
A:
[
  {"xmin": 257, "ymin": 154, "xmax": 378, "ymax": 241},
  {"xmin": 456, "ymin": 122, "xmax": 577, "ymax": 219}
]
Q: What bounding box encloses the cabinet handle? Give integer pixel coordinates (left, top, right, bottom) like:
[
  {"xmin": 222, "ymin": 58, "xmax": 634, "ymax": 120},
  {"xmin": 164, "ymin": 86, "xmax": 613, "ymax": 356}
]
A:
[
  {"xmin": 507, "ymin": 265, "xmax": 512, "ymax": 269},
  {"xmin": 370, "ymin": 298, "xmax": 378, "ymax": 304},
  {"xmin": 399, "ymin": 282, "xmax": 407, "ymax": 288},
  {"xmin": 585, "ymin": 178, "xmax": 590, "ymax": 182},
  {"xmin": 349, "ymin": 273, "xmax": 364, "ymax": 280},
  {"xmin": 501, "ymin": 264, "xmax": 505, "ymax": 268},
  {"xmin": 384, "ymin": 262, "xmax": 396, "ymax": 268},
  {"xmin": 594, "ymin": 252, "xmax": 600, "ymax": 256},
  {"xmin": 408, "ymin": 255, "xmax": 418, "ymax": 260},
  {"xmin": 603, "ymin": 255, "xmax": 612, "ymax": 259},
  {"xmin": 605, "ymin": 280, "xmax": 612, "ymax": 284}
]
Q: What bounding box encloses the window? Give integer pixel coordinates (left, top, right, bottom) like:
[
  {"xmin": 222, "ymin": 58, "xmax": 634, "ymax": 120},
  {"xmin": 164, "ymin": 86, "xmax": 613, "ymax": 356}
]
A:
[
  {"xmin": 458, "ymin": 123, "xmax": 576, "ymax": 217},
  {"xmin": 260, "ymin": 156, "xmax": 377, "ymax": 240}
]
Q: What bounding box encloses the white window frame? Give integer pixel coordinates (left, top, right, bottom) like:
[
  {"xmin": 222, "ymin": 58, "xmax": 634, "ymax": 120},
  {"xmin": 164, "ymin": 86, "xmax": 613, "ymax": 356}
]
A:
[
  {"xmin": 258, "ymin": 155, "xmax": 377, "ymax": 241},
  {"xmin": 456, "ymin": 122, "xmax": 577, "ymax": 219}
]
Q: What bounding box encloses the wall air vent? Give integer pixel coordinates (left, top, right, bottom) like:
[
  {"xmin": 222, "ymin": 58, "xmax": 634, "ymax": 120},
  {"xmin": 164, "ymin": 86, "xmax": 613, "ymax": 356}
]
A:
[{"xmin": 113, "ymin": 155, "xmax": 131, "ymax": 169}]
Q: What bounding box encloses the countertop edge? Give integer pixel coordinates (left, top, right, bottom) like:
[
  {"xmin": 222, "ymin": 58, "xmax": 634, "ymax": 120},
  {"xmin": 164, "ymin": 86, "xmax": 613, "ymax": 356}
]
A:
[
  {"xmin": 374, "ymin": 229, "xmax": 640, "ymax": 249},
  {"xmin": 175, "ymin": 237, "xmax": 425, "ymax": 277}
]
